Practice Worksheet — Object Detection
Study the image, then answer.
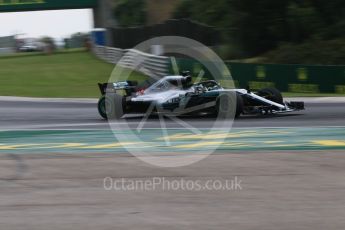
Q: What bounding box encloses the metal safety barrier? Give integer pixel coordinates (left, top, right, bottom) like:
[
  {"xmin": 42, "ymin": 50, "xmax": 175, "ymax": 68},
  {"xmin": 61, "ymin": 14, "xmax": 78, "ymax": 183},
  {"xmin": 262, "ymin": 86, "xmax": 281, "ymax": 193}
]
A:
[{"xmin": 93, "ymin": 45, "xmax": 169, "ymax": 78}]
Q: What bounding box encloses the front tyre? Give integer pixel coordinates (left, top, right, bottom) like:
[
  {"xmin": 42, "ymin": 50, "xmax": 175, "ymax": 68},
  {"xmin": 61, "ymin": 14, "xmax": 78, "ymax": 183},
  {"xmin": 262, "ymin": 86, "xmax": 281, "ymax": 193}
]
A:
[
  {"xmin": 97, "ymin": 94, "xmax": 124, "ymax": 120},
  {"xmin": 257, "ymin": 88, "xmax": 283, "ymax": 105}
]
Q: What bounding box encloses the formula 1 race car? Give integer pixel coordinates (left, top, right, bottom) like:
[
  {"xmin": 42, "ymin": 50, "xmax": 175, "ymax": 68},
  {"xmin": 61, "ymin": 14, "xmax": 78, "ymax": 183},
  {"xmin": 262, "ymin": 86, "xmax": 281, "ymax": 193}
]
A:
[{"xmin": 97, "ymin": 73, "xmax": 304, "ymax": 119}]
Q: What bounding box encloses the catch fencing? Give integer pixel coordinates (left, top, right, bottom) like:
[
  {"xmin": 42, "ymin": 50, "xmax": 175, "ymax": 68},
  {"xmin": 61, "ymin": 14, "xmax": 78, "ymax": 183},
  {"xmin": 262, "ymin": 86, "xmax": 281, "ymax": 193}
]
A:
[{"xmin": 93, "ymin": 45, "xmax": 169, "ymax": 77}]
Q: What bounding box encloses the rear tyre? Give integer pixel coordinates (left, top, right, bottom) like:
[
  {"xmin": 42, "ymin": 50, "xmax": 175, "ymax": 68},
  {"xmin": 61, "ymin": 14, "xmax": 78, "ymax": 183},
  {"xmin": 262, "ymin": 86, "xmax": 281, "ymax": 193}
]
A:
[
  {"xmin": 235, "ymin": 94, "xmax": 244, "ymax": 118},
  {"xmin": 257, "ymin": 88, "xmax": 283, "ymax": 105},
  {"xmin": 97, "ymin": 94, "xmax": 124, "ymax": 120}
]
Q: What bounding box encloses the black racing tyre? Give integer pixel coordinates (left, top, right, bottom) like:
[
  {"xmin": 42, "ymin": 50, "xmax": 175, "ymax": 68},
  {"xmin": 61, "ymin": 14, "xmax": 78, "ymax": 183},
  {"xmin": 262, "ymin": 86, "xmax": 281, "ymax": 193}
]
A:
[
  {"xmin": 216, "ymin": 92, "xmax": 242, "ymax": 119},
  {"xmin": 235, "ymin": 94, "xmax": 244, "ymax": 118},
  {"xmin": 97, "ymin": 94, "xmax": 124, "ymax": 120},
  {"xmin": 97, "ymin": 95, "xmax": 107, "ymax": 119},
  {"xmin": 257, "ymin": 88, "xmax": 283, "ymax": 105}
]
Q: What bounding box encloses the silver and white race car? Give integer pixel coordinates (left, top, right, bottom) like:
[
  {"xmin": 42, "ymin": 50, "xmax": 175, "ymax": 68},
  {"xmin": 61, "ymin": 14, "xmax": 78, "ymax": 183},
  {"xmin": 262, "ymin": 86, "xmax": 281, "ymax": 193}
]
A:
[{"xmin": 97, "ymin": 73, "xmax": 304, "ymax": 119}]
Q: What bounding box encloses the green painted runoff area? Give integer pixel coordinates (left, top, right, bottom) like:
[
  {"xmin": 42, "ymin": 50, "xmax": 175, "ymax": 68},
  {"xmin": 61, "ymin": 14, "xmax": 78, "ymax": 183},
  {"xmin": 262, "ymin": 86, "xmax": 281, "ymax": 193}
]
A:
[{"xmin": 0, "ymin": 127, "xmax": 344, "ymax": 153}]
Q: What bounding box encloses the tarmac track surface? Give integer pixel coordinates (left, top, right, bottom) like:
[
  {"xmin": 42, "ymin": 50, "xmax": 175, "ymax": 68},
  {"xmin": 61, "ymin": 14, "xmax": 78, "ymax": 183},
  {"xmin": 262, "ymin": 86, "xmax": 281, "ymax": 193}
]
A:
[
  {"xmin": 0, "ymin": 99, "xmax": 344, "ymax": 129},
  {"xmin": 0, "ymin": 98, "xmax": 345, "ymax": 230},
  {"xmin": 1, "ymin": 151, "xmax": 345, "ymax": 230}
]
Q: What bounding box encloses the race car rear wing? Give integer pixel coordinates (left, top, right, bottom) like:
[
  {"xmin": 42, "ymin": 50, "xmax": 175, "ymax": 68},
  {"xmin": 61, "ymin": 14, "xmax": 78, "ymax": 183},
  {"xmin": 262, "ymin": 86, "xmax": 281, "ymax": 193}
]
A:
[{"xmin": 98, "ymin": 81, "xmax": 138, "ymax": 95}]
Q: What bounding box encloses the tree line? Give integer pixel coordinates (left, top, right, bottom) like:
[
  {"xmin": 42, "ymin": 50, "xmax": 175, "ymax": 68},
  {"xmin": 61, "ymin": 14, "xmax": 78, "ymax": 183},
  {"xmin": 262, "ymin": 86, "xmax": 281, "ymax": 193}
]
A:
[{"xmin": 114, "ymin": 0, "xmax": 345, "ymax": 63}]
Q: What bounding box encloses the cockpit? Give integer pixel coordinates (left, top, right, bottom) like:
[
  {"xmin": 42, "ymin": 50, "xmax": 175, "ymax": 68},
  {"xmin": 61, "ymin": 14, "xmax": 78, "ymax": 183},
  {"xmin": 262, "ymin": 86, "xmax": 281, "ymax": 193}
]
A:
[
  {"xmin": 144, "ymin": 75, "xmax": 222, "ymax": 94},
  {"xmin": 144, "ymin": 76, "xmax": 192, "ymax": 93},
  {"xmin": 192, "ymin": 80, "xmax": 222, "ymax": 92}
]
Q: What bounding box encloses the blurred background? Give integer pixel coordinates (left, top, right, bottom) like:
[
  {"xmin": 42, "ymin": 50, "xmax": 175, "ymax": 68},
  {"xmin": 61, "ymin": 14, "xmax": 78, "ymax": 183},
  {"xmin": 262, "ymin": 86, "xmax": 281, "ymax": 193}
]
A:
[
  {"xmin": 0, "ymin": 0, "xmax": 344, "ymax": 97},
  {"xmin": 111, "ymin": 0, "xmax": 345, "ymax": 65}
]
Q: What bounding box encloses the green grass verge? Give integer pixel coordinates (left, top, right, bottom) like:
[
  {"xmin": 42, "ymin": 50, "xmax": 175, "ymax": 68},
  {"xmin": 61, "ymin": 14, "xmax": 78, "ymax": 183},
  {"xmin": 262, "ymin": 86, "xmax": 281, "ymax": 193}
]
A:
[
  {"xmin": 283, "ymin": 92, "xmax": 345, "ymax": 97},
  {"xmin": 1, "ymin": 50, "xmax": 344, "ymax": 98},
  {"xmin": 0, "ymin": 50, "xmax": 147, "ymax": 98}
]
